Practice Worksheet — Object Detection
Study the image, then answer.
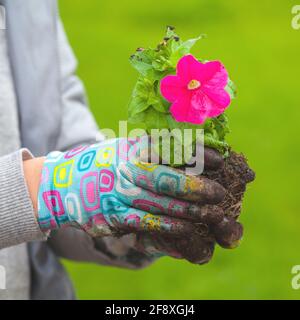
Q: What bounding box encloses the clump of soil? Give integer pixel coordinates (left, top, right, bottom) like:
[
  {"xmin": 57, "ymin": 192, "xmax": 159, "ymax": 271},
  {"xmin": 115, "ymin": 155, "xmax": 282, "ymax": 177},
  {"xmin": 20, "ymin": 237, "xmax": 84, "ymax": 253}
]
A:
[
  {"xmin": 203, "ymin": 151, "xmax": 255, "ymax": 219},
  {"xmin": 151, "ymin": 151, "xmax": 255, "ymax": 264}
]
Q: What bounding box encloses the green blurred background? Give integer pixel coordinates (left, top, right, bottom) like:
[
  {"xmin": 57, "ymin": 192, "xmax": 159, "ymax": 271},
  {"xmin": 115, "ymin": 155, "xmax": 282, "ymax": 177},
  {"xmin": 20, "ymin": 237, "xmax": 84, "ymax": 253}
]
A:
[{"xmin": 59, "ymin": 0, "xmax": 300, "ymax": 299}]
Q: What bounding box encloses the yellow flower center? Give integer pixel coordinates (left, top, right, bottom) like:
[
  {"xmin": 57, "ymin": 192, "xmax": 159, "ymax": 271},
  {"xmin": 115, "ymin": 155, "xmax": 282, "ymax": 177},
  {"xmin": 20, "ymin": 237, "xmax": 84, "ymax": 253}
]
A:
[{"xmin": 187, "ymin": 79, "xmax": 201, "ymax": 90}]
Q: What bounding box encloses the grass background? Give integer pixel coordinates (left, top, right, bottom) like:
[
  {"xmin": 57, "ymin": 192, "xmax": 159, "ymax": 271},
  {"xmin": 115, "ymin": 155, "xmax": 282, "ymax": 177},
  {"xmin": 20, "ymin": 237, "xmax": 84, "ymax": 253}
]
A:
[{"xmin": 59, "ymin": 0, "xmax": 300, "ymax": 299}]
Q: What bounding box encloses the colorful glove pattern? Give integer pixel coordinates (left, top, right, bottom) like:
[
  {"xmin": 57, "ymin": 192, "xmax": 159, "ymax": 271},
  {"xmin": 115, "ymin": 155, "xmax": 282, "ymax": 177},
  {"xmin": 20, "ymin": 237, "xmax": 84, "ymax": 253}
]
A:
[{"xmin": 37, "ymin": 138, "xmax": 206, "ymax": 238}]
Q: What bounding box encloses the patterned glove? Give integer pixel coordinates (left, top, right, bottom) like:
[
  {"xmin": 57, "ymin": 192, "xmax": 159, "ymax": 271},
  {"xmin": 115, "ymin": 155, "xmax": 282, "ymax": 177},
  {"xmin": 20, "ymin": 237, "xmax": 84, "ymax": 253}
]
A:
[{"xmin": 37, "ymin": 137, "xmax": 225, "ymax": 238}]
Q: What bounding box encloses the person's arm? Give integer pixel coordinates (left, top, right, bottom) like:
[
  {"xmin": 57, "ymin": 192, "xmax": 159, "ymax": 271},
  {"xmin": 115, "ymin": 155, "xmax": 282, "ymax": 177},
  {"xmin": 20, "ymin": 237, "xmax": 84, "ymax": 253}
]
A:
[
  {"xmin": 0, "ymin": 150, "xmax": 46, "ymax": 249},
  {"xmin": 0, "ymin": 148, "xmax": 154, "ymax": 269},
  {"xmin": 23, "ymin": 157, "xmax": 45, "ymax": 216},
  {"xmin": 23, "ymin": 153, "xmax": 154, "ymax": 269}
]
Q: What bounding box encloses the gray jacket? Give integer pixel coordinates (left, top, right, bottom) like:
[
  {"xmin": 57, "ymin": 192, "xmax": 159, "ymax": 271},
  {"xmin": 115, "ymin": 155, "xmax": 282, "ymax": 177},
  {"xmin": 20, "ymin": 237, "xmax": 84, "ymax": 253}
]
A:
[{"xmin": 0, "ymin": 0, "xmax": 153, "ymax": 299}]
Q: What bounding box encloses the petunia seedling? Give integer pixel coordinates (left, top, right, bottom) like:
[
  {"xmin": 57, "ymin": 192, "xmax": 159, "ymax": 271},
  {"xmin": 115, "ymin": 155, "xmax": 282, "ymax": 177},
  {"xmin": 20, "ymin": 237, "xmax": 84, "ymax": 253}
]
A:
[
  {"xmin": 127, "ymin": 27, "xmax": 255, "ymax": 258},
  {"xmin": 128, "ymin": 26, "xmax": 236, "ymax": 158}
]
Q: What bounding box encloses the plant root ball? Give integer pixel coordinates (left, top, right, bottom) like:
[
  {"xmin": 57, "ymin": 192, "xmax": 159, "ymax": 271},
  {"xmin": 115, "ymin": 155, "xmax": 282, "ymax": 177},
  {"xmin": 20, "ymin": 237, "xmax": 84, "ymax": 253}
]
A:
[{"xmin": 203, "ymin": 151, "xmax": 255, "ymax": 219}]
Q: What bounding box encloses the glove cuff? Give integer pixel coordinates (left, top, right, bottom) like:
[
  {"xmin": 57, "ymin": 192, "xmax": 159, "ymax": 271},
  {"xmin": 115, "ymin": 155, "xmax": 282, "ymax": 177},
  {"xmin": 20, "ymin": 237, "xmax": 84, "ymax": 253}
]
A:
[{"xmin": 37, "ymin": 150, "xmax": 74, "ymax": 232}]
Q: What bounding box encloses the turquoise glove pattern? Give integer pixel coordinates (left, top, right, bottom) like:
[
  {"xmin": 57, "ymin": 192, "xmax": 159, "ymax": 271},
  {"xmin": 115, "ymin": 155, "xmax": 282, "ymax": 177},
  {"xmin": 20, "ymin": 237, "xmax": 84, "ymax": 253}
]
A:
[{"xmin": 37, "ymin": 137, "xmax": 211, "ymax": 237}]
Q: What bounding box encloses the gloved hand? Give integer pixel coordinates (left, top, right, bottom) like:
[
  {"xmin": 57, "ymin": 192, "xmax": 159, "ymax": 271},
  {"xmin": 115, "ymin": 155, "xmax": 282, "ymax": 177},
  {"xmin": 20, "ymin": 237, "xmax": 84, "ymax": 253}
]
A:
[
  {"xmin": 134, "ymin": 148, "xmax": 255, "ymax": 265},
  {"xmin": 37, "ymin": 137, "xmax": 226, "ymax": 238}
]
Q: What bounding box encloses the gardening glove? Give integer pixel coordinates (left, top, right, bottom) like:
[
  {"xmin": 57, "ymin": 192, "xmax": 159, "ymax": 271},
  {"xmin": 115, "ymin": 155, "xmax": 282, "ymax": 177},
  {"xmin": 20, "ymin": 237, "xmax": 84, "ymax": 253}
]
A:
[
  {"xmin": 135, "ymin": 148, "xmax": 255, "ymax": 263},
  {"xmin": 37, "ymin": 137, "xmax": 226, "ymax": 238},
  {"xmin": 135, "ymin": 232, "xmax": 215, "ymax": 264}
]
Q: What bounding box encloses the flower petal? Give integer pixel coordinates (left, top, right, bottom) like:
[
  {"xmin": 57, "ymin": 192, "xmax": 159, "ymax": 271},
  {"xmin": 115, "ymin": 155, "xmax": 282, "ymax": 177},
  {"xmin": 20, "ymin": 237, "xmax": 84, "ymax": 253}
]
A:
[
  {"xmin": 202, "ymin": 86, "xmax": 231, "ymax": 108},
  {"xmin": 185, "ymin": 109, "xmax": 208, "ymax": 124},
  {"xmin": 207, "ymin": 105, "xmax": 226, "ymax": 118},
  {"xmin": 177, "ymin": 55, "xmax": 204, "ymax": 84},
  {"xmin": 169, "ymin": 92, "xmax": 192, "ymax": 122},
  {"xmin": 186, "ymin": 91, "xmax": 210, "ymax": 124},
  {"xmin": 201, "ymin": 61, "xmax": 230, "ymax": 108},
  {"xmin": 190, "ymin": 90, "xmax": 226, "ymax": 120},
  {"xmin": 160, "ymin": 75, "xmax": 185, "ymax": 102},
  {"xmin": 201, "ymin": 61, "xmax": 228, "ymax": 87},
  {"xmin": 171, "ymin": 91, "xmax": 209, "ymax": 125}
]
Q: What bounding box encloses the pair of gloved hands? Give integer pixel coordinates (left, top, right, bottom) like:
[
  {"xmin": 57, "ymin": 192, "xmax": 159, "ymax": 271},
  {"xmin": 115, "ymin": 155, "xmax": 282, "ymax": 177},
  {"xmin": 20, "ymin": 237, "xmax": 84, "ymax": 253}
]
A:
[{"xmin": 37, "ymin": 137, "xmax": 235, "ymax": 264}]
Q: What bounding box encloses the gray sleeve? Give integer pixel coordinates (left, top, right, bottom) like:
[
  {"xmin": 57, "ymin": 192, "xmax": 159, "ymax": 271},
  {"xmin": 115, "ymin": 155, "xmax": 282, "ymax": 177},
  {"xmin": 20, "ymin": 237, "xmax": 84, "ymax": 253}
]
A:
[
  {"xmin": 55, "ymin": 20, "xmax": 104, "ymax": 151},
  {"xmin": 0, "ymin": 149, "xmax": 46, "ymax": 249},
  {"xmin": 49, "ymin": 19, "xmax": 155, "ymax": 269}
]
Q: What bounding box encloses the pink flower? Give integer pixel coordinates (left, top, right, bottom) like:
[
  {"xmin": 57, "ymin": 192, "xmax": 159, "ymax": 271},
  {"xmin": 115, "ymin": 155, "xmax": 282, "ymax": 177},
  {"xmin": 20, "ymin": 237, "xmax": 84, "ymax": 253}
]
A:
[{"xmin": 160, "ymin": 54, "xmax": 231, "ymax": 124}]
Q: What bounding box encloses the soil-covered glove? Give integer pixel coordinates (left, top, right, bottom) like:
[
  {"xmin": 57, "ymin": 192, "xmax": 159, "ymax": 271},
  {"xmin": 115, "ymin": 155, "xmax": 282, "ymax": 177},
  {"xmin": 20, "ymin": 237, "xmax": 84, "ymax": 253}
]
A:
[
  {"xmin": 37, "ymin": 138, "xmax": 226, "ymax": 238},
  {"xmin": 134, "ymin": 148, "xmax": 255, "ymax": 264},
  {"xmin": 135, "ymin": 232, "xmax": 215, "ymax": 264}
]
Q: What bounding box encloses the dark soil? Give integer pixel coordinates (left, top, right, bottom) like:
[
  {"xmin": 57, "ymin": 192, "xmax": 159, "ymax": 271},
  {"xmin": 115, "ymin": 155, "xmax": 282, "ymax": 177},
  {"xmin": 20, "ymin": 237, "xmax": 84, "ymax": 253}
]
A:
[
  {"xmin": 153, "ymin": 151, "xmax": 255, "ymax": 263},
  {"xmin": 203, "ymin": 151, "xmax": 255, "ymax": 219}
]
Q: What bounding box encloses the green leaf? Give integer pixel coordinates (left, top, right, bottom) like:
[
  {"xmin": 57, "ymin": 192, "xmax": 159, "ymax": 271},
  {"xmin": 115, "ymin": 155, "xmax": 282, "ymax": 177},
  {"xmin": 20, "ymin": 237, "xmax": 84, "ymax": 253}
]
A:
[
  {"xmin": 152, "ymin": 100, "xmax": 169, "ymax": 113},
  {"xmin": 226, "ymin": 79, "xmax": 237, "ymax": 99},
  {"xmin": 144, "ymin": 107, "xmax": 169, "ymax": 130},
  {"xmin": 128, "ymin": 95, "xmax": 149, "ymax": 118},
  {"xmin": 128, "ymin": 111, "xmax": 146, "ymax": 124},
  {"xmin": 130, "ymin": 49, "xmax": 158, "ymax": 79},
  {"xmin": 128, "ymin": 78, "xmax": 152, "ymax": 118},
  {"xmin": 214, "ymin": 113, "xmax": 230, "ymax": 139},
  {"xmin": 165, "ymin": 25, "xmax": 178, "ymax": 38},
  {"xmin": 170, "ymin": 35, "xmax": 204, "ymax": 66},
  {"xmin": 174, "ymin": 35, "xmax": 204, "ymax": 56},
  {"xmin": 204, "ymin": 134, "xmax": 229, "ymax": 156}
]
